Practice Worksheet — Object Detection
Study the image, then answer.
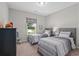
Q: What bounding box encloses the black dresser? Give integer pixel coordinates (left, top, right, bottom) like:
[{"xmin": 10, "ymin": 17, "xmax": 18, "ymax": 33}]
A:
[{"xmin": 0, "ymin": 28, "xmax": 16, "ymax": 56}]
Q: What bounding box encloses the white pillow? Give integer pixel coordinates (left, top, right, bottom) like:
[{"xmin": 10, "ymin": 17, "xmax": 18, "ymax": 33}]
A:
[
  {"xmin": 54, "ymin": 31, "xmax": 59, "ymax": 37},
  {"xmin": 68, "ymin": 37, "xmax": 76, "ymax": 49},
  {"xmin": 59, "ymin": 31, "xmax": 71, "ymax": 38},
  {"xmin": 44, "ymin": 30, "xmax": 50, "ymax": 36}
]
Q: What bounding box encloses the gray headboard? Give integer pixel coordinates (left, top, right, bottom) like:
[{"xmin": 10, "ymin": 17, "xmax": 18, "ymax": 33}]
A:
[
  {"xmin": 45, "ymin": 28, "xmax": 52, "ymax": 30},
  {"xmin": 58, "ymin": 28, "xmax": 76, "ymax": 45}
]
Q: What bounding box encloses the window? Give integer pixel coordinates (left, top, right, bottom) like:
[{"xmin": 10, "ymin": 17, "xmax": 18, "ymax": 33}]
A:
[{"xmin": 26, "ymin": 17, "xmax": 37, "ymax": 35}]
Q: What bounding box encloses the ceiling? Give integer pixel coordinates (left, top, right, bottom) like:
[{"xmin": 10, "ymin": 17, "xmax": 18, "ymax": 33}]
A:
[{"xmin": 7, "ymin": 2, "xmax": 78, "ymax": 16}]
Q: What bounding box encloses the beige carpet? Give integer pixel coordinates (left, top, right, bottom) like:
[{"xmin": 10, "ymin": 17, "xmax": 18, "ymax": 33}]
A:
[
  {"xmin": 16, "ymin": 42, "xmax": 79, "ymax": 56},
  {"xmin": 67, "ymin": 49, "xmax": 79, "ymax": 56},
  {"xmin": 16, "ymin": 42, "xmax": 40, "ymax": 56}
]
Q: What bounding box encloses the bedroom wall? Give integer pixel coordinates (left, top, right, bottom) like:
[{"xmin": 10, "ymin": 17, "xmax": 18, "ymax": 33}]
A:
[
  {"xmin": 45, "ymin": 4, "xmax": 79, "ymax": 47},
  {"xmin": 0, "ymin": 2, "xmax": 9, "ymax": 27},
  {"xmin": 9, "ymin": 8, "xmax": 45, "ymax": 41},
  {"xmin": 77, "ymin": 4, "xmax": 79, "ymax": 48}
]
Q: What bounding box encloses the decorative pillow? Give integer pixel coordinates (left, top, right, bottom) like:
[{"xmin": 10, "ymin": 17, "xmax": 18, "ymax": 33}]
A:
[
  {"xmin": 59, "ymin": 31, "xmax": 71, "ymax": 38},
  {"xmin": 68, "ymin": 37, "xmax": 76, "ymax": 49},
  {"xmin": 54, "ymin": 31, "xmax": 60, "ymax": 37},
  {"xmin": 44, "ymin": 30, "xmax": 50, "ymax": 36},
  {"xmin": 41, "ymin": 34, "xmax": 48, "ymax": 38}
]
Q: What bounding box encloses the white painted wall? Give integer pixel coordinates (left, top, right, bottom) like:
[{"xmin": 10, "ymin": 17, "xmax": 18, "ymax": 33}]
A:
[
  {"xmin": 9, "ymin": 9, "xmax": 45, "ymax": 41},
  {"xmin": 0, "ymin": 2, "xmax": 9, "ymax": 27},
  {"xmin": 77, "ymin": 4, "xmax": 79, "ymax": 48},
  {"xmin": 45, "ymin": 4, "xmax": 79, "ymax": 47},
  {"xmin": 46, "ymin": 4, "xmax": 77, "ymax": 28}
]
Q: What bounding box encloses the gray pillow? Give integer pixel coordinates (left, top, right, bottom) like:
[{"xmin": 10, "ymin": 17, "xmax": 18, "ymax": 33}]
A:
[{"xmin": 41, "ymin": 34, "xmax": 48, "ymax": 38}]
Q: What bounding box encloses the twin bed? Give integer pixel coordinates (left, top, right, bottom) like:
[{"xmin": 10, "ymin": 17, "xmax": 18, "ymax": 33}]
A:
[{"xmin": 37, "ymin": 28, "xmax": 76, "ymax": 56}]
